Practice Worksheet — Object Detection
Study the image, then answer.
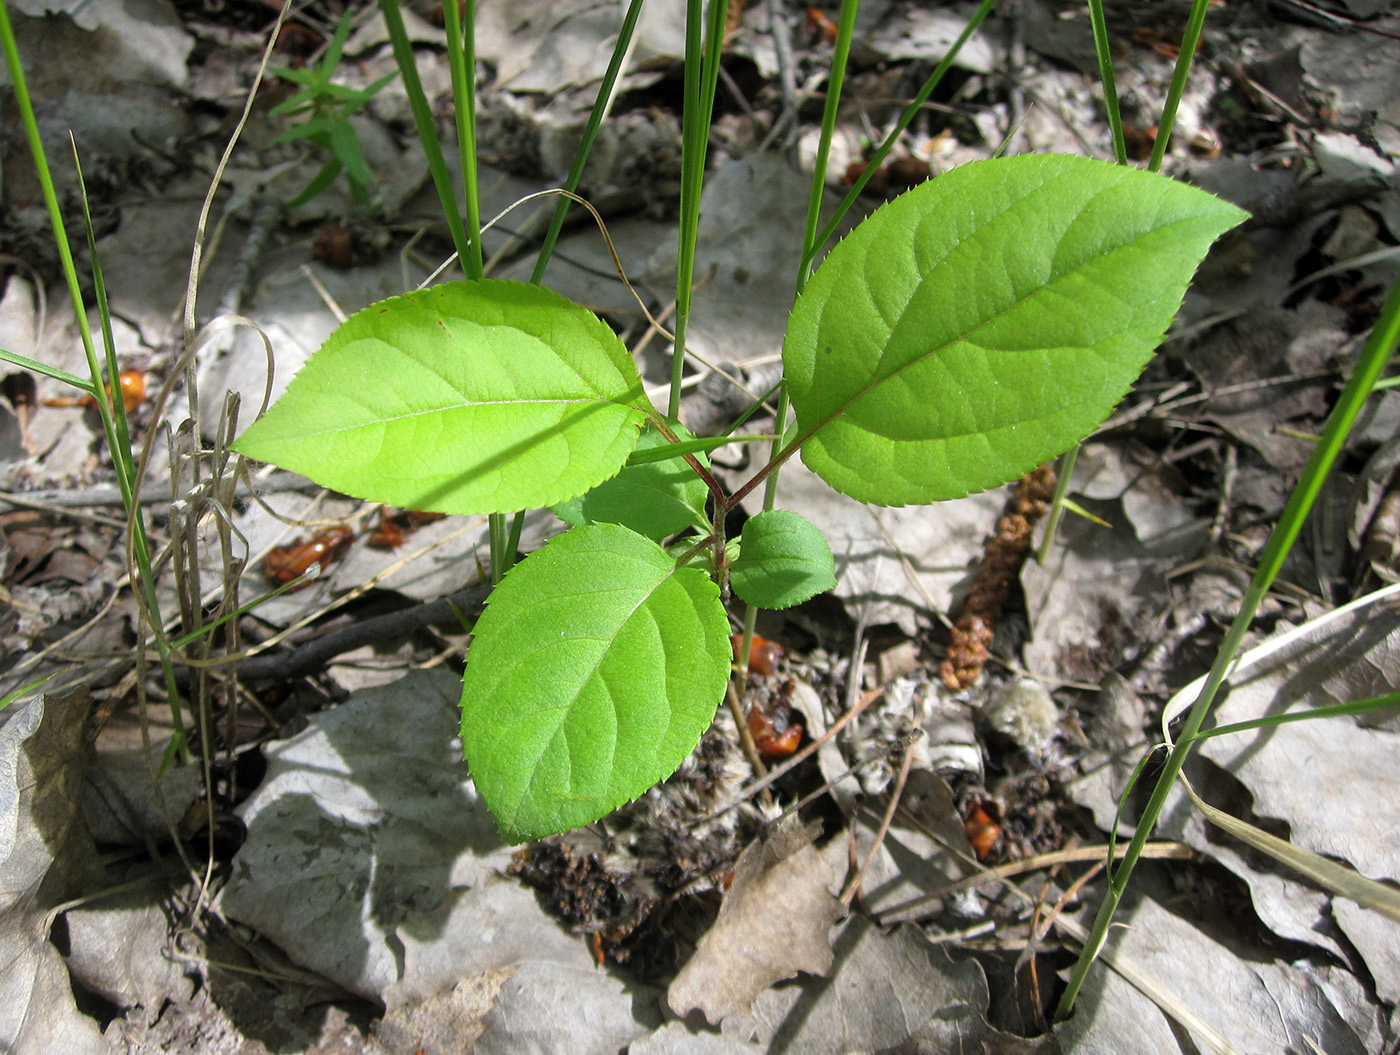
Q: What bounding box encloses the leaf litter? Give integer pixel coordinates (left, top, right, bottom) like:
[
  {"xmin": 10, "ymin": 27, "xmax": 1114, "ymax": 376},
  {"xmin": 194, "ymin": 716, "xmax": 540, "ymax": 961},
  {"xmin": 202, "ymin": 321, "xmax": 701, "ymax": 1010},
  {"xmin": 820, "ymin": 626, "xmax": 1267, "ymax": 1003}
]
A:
[{"xmin": 1, "ymin": 0, "xmax": 1399, "ymax": 1052}]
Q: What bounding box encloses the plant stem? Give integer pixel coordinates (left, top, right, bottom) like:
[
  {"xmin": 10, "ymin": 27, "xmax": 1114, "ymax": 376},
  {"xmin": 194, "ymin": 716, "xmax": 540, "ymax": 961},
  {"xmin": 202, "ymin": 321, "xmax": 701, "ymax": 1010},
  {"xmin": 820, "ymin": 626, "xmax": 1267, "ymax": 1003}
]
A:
[
  {"xmin": 647, "ymin": 411, "xmax": 728, "ymax": 505},
  {"xmin": 1148, "ymin": 0, "xmax": 1210, "ymax": 173},
  {"xmin": 1056, "ymin": 267, "xmax": 1400, "ymax": 1019}
]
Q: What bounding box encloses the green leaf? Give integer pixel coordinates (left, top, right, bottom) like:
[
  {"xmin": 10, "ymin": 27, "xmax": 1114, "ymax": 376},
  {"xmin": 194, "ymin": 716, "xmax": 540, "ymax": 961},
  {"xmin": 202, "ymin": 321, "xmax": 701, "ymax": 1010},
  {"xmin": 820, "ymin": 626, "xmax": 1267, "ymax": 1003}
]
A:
[
  {"xmin": 328, "ymin": 119, "xmax": 372, "ymax": 187},
  {"xmin": 271, "ymin": 113, "xmax": 336, "ymax": 145},
  {"xmin": 553, "ymin": 420, "xmax": 711, "ymax": 539},
  {"xmin": 285, "ymin": 157, "xmax": 344, "ymax": 209},
  {"xmin": 320, "ymin": 81, "xmax": 382, "ymax": 104},
  {"xmin": 233, "ymin": 280, "xmax": 649, "ymax": 514},
  {"xmin": 346, "ymin": 71, "xmax": 399, "ymax": 110},
  {"xmin": 270, "ymin": 67, "xmax": 318, "ymax": 91},
  {"xmin": 729, "ymin": 509, "xmax": 836, "ymax": 609},
  {"xmin": 322, "ymin": 7, "xmax": 354, "ymax": 73},
  {"xmin": 460, "ymin": 523, "xmax": 731, "ymax": 842},
  {"xmin": 783, "ymin": 154, "xmax": 1248, "ymax": 505}
]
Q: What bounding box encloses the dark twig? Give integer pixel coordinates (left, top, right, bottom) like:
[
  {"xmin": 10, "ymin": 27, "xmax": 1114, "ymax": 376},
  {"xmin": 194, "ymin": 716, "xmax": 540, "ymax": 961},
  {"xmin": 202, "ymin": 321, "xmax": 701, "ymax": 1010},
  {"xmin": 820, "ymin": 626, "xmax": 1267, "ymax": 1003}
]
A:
[{"xmin": 233, "ymin": 582, "xmax": 490, "ymax": 683}]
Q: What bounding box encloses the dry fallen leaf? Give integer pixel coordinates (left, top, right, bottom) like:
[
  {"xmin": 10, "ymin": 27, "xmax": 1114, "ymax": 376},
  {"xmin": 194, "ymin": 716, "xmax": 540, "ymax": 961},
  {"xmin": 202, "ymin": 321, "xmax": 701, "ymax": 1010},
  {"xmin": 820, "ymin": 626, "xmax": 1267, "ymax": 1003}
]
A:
[
  {"xmin": 0, "ymin": 689, "xmax": 114, "ymax": 1055},
  {"xmin": 1060, "ymin": 895, "xmax": 1369, "ymax": 1055},
  {"xmin": 668, "ymin": 818, "xmax": 844, "ymax": 1023},
  {"xmin": 738, "ymin": 914, "xmax": 1048, "ymax": 1053},
  {"xmin": 217, "ymin": 670, "xmax": 599, "ymax": 1003}
]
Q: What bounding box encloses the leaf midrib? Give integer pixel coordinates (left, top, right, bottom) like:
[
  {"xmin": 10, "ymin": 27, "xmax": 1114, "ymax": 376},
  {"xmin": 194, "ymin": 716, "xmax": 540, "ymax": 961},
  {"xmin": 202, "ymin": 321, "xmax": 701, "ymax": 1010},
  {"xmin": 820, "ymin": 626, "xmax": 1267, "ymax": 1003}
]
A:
[
  {"xmin": 501, "ymin": 541, "xmax": 693, "ymax": 825},
  {"xmin": 277, "ymin": 394, "xmax": 644, "ymax": 441},
  {"xmin": 796, "ymin": 207, "xmax": 1195, "ymax": 446}
]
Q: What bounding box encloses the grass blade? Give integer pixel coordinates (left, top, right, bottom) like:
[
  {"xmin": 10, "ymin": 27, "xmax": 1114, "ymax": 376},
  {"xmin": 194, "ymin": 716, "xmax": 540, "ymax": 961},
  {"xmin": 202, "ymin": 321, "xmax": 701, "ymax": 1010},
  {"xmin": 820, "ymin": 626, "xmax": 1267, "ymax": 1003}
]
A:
[
  {"xmin": 1056, "ymin": 266, "xmax": 1400, "ymax": 1019},
  {"xmin": 442, "ymin": 0, "xmax": 484, "ymax": 280},
  {"xmin": 377, "ymin": 0, "xmax": 473, "ymax": 269},
  {"xmin": 800, "ymin": 0, "xmax": 1000, "ymax": 277},
  {"xmin": 1084, "ymin": 0, "xmax": 1126, "ymax": 165},
  {"xmin": 668, "ymin": 0, "xmax": 729, "ymax": 419},
  {"xmin": 531, "ymin": 0, "xmax": 648, "ymax": 285}
]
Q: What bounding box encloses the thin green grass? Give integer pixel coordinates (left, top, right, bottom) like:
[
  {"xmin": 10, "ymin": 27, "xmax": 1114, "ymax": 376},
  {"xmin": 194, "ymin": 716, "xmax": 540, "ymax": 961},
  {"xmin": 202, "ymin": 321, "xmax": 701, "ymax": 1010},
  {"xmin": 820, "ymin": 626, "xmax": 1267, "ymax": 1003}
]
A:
[
  {"xmin": 669, "ymin": 0, "xmax": 732, "ymax": 420},
  {"xmin": 0, "ymin": 0, "xmax": 187, "ymax": 754},
  {"xmin": 1084, "ymin": 0, "xmax": 1127, "ymax": 165},
  {"xmin": 531, "ymin": 0, "xmax": 648, "ymax": 285},
  {"xmin": 799, "ymin": 0, "xmax": 1000, "ymax": 279},
  {"xmin": 1057, "ymin": 265, "xmax": 1400, "ymax": 1017},
  {"xmin": 0, "ymin": 673, "xmax": 57, "ymax": 712},
  {"xmin": 1149, "ymin": 0, "xmax": 1212, "ymax": 173},
  {"xmin": 442, "ymin": 0, "xmax": 485, "ymax": 282},
  {"xmin": 10, "ymin": 0, "xmax": 1396, "ymax": 1031},
  {"xmin": 378, "ymin": 0, "xmax": 473, "ymax": 270}
]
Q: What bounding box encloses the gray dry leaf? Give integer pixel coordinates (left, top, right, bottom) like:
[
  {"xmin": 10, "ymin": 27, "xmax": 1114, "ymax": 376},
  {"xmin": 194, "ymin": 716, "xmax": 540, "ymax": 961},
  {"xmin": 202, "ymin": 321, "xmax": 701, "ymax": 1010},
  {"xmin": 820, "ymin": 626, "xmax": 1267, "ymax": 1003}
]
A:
[
  {"xmin": 219, "ymin": 671, "xmax": 609, "ymax": 1005},
  {"xmin": 1061, "ymin": 895, "xmax": 1369, "ymax": 1055},
  {"xmin": 733, "ymin": 914, "xmax": 1053, "ymax": 1053},
  {"xmin": 853, "ymin": 769, "xmax": 979, "ymax": 922},
  {"xmin": 64, "ymin": 894, "xmax": 195, "ymax": 1011},
  {"xmin": 1301, "ymin": 15, "xmax": 1400, "ymax": 157},
  {"xmin": 668, "ymin": 819, "xmax": 844, "ymax": 1023},
  {"xmin": 1183, "ymin": 603, "xmax": 1400, "ymax": 984},
  {"xmin": 1054, "ymin": 965, "xmax": 1185, "ymax": 1055},
  {"xmin": 0, "ymin": 689, "xmax": 114, "ymax": 1055},
  {"xmin": 1023, "ymin": 441, "xmax": 1206, "ymax": 684},
  {"xmin": 630, "ymin": 1021, "xmax": 765, "ymax": 1055},
  {"xmin": 860, "ymin": 3, "xmax": 998, "ymax": 73}
]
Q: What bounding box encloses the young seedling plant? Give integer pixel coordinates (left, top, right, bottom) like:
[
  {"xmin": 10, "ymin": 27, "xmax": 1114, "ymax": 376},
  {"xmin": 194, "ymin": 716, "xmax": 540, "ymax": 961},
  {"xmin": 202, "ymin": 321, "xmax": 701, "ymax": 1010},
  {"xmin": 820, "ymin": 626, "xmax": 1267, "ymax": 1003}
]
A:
[
  {"xmin": 269, "ymin": 8, "xmax": 398, "ymax": 209},
  {"xmin": 233, "ymin": 152, "xmax": 1247, "ymax": 842}
]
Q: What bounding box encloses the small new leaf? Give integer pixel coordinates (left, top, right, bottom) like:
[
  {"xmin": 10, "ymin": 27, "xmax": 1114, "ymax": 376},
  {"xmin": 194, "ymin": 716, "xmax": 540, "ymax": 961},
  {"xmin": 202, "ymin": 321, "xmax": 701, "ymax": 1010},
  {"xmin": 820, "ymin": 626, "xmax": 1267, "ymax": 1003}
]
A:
[
  {"xmin": 730, "ymin": 509, "xmax": 836, "ymax": 610},
  {"xmin": 460, "ymin": 523, "xmax": 731, "ymax": 842},
  {"xmin": 553, "ymin": 420, "xmax": 711, "ymax": 539},
  {"xmin": 233, "ymin": 280, "xmax": 650, "ymax": 514}
]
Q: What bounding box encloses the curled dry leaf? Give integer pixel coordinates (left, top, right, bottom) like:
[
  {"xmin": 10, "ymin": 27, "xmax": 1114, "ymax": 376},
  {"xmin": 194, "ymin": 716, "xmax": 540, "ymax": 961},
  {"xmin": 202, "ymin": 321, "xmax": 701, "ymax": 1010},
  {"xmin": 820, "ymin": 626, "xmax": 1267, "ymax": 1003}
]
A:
[{"xmin": 667, "ymin": 819, "xmax": 844, "ymax": 1023}]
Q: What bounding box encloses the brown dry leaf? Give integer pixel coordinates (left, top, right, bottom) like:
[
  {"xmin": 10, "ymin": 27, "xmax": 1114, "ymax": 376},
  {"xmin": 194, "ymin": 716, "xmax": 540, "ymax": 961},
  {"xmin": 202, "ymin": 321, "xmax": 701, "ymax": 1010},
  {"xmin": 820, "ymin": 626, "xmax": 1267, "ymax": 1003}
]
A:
[{"xmin": 668, "ymin": 819, "xmax": 843, "ymax": 1023}]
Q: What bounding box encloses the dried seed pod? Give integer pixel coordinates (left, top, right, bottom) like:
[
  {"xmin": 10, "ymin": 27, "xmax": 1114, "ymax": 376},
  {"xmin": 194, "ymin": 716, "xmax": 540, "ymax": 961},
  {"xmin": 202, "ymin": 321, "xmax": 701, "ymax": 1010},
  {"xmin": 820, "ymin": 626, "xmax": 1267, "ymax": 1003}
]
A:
[
  {"xmin": 42, "ymin": 370, "xmax": 145, "ymax": 414},
  {"xmin": 731, "ymin": 632, "xmax": 785, "ymax": 677},
  {"xmin": 262, "ymin": 526, "xmax": 354, "ymax": 589},
  {"xmin": 367, "ymin": 507, "xmax": 448, "ymax": 548},
  {"xmin": 806, "ymin": 6, "xmax": 838, "ymax": 44},
  {"xmin": 964, "ymin": 803, "xmax": 1001, "ymax": 860},
  {"xmin": 940, "ymin": 463, "xmax": 1057, "ymax": 690},
  {"xmin": 747, "ymin": 680, "xmax": 804, "ymax": 759},
  {"xmin": 313, "ymin": 225, "xmax": 357, "ymax": 269}
]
